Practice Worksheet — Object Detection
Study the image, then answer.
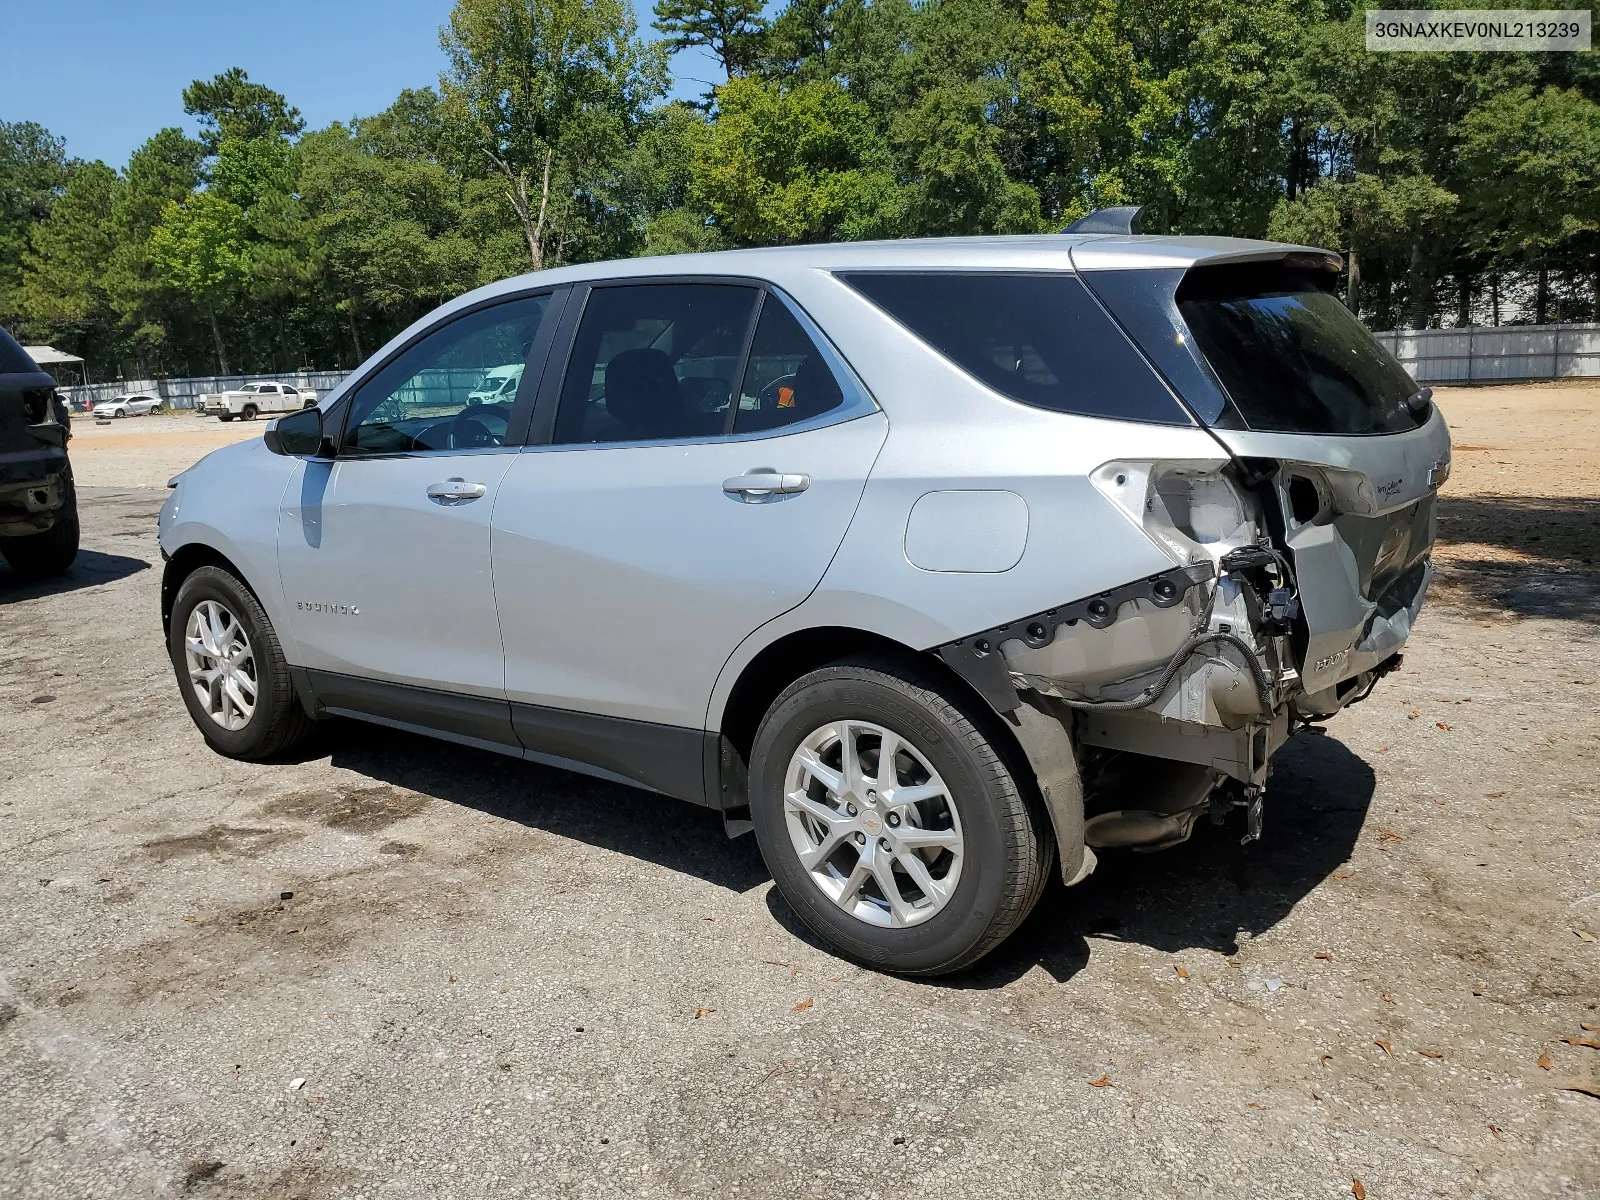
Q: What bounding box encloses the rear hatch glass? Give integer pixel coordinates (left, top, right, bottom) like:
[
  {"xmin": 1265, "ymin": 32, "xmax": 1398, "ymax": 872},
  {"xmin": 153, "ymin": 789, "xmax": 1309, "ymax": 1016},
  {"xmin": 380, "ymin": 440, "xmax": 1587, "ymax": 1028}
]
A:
[{"xmin": 1080, "ymin": 259, "xmax": 1427, "ymax": 435}]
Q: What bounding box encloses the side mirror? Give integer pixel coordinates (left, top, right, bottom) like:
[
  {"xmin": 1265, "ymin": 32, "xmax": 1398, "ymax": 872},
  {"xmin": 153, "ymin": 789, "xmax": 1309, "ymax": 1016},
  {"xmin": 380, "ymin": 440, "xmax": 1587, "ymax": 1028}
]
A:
[{"xmin": 264, "ymin": 407, "xmax": 327, "ymax": 457}]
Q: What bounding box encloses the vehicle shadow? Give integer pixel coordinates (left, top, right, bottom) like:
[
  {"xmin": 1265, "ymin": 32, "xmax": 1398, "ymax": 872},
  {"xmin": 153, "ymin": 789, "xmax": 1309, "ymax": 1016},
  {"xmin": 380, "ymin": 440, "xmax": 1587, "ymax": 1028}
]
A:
[
  {"xmin": 321, "ymin": 721, "xmax": 771, "ymax": 894},
  {"xmin": 0, "ymin": 548, "xmax": 150, "ymax": 602},
  {"xmin": 765, "ymin": 729, "xmax": 1377, "ymax": 986}
]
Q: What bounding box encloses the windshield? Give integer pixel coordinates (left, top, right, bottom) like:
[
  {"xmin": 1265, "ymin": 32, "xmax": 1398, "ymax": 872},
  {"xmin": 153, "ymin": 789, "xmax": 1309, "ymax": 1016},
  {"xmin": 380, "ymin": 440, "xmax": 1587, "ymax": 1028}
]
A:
[{"xmin": 1175, "ymin": 263, "xmax": 1424, "ymax": 435}]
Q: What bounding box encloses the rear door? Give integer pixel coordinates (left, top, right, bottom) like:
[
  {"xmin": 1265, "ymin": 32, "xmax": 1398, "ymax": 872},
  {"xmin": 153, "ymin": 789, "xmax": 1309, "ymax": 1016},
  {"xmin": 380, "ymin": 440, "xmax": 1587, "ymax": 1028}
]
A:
[{"xmin": 491, "ymin": 282, "xmax": 887, "ymax": 797}]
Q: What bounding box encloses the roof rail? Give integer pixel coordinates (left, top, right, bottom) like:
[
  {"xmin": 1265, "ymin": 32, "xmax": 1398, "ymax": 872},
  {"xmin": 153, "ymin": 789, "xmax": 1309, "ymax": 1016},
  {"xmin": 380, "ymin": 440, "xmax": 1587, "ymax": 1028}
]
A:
[{"xmin": 1060, "ymin": 206, "xmax": 1145, "ymax": 235}]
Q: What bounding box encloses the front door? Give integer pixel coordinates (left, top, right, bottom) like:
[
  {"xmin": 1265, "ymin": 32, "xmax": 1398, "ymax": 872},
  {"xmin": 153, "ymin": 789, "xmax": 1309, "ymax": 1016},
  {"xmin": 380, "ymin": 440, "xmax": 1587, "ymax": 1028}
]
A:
[
  {"xmin": 492, "ymin": 283, "xmax": 887, "ymax": 758},
  {"xmin": 277, "ymin": 294, "xmax": 550, "ymax": 742}
]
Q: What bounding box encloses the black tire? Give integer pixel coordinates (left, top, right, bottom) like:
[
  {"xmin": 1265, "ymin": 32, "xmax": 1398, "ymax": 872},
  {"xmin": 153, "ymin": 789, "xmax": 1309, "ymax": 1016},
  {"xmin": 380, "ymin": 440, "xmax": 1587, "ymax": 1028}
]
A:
[
  {"xmin": 748, "ymin": 655, "xmax": 1053, "ymax": 976},
  {"xmin": 168, "ymin": 565, "xmax": 313, "ymax": 760},
  {"xmin": 1, "ymin": 509, "xmax": 79, "ymax": 579},
  {"xmin": 241, "ymin": 404, "xmax": 258, "ymax": 421},
  {"xmin": 219, "ymin": 413, "xmax": 234, "ymax": 422},
  {"xmin": 112, "ymin": 408, "xmax": 125, "ymax": 418}
]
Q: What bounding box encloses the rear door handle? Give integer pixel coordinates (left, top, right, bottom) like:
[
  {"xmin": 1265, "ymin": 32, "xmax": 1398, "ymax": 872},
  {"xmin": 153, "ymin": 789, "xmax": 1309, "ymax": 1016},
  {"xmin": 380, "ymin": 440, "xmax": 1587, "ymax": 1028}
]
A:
[
  {"xmin": 722, "ymin": 471, "xmax": 810, "ymax": 498},
  {"xmin": 426, "ymin": 478, "xmax": 488, "ymax": 505}
]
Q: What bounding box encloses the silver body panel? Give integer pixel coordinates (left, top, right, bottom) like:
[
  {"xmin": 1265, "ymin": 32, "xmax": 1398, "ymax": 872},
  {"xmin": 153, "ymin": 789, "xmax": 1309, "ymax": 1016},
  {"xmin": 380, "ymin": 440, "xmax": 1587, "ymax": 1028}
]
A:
[{"xmin": 160, "ymin": 232, "xmax": 1445, "ymax": 804}]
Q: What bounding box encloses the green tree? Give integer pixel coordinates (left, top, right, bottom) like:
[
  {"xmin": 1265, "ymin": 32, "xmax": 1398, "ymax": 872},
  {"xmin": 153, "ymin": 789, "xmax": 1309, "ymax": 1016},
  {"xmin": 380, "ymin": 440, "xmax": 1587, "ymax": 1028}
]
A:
[
  {"xmin": 183, "ymin": 68, "xmax": 306, "ymax": 153},
  {"xmin": 19, "ymin": 162, "xmax": 119, "ymax": 366},
  {"xmin": 691, "ymin": 74, "xmax": 901, "ymax": 244},
  {"xmin": 0, "ymin": 121, "xmax": 70, "ymax": 329},
  {"xmin": 654, "ymin": 0, "xmax": 768, "ymax": 80},
  {"xmin": 148, "ymin": 192, "xmax": 251, "ymax": 373},
  {"xmin": 440, "ymin": 0, "xmax": 670, "ymax": 269}
]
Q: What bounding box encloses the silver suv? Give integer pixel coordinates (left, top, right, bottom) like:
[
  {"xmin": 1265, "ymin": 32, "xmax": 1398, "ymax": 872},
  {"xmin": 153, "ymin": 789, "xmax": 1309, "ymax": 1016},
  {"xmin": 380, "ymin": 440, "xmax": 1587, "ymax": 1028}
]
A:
[{"xmin": 159, "ymin": 227, "xmax": 1448, "ymax": 974}]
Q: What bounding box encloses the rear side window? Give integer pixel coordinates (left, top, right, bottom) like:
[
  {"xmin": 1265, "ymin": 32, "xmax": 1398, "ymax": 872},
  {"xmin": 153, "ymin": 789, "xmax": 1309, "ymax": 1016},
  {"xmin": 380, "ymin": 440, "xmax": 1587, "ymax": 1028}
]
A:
[
  {"xmin": 732, "ymin": 294, "xmax": 843, "ymax": 434},
  {"xmin": 1174, "ymin": 263, "xmax": 1423, "ymax": 435},
  {"xmin": 553, "ymin": 284, "xmax": 759, "ymax": 445},
  {"xmin": 838, "ymin": 272, "xmax": 1190, "ymax": 425},
  {"xmin": 0, "ymin": 327, "xmax": 40, "ymax": 374}
]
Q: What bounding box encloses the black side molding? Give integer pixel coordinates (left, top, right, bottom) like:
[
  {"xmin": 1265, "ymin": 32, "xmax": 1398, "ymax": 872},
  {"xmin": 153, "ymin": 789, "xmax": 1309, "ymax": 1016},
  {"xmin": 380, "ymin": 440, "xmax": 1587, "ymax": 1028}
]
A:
[{"xmin": 934, "ymin": 562, "xmax": 1215, "ymax": 713}]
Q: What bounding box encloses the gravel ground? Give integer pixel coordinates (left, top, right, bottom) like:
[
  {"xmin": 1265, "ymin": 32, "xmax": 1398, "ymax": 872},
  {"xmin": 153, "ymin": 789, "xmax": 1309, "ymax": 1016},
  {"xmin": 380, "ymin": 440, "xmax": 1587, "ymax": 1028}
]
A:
[{"xmin": 1, "ymin": 388, "xmax": 1596, "ymax": 1199}]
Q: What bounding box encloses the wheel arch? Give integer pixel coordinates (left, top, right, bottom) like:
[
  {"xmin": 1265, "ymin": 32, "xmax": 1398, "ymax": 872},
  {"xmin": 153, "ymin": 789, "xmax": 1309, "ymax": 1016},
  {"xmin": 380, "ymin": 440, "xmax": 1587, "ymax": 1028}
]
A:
[
  {"xmin": 713, "ymin": 625, "xmax": 1085, "ymax": 881},
  {"xmin": 162, "ymin": 542, "xmax": 263, "ymax": 638}
]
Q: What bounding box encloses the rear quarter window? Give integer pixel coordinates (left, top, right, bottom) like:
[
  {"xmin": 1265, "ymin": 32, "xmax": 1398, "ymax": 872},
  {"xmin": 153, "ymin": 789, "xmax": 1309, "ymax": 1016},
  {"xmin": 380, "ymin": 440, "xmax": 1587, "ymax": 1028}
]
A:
[{"xmin": 838, "ymin": 272, "xmax": 1191, "ymax": 425}]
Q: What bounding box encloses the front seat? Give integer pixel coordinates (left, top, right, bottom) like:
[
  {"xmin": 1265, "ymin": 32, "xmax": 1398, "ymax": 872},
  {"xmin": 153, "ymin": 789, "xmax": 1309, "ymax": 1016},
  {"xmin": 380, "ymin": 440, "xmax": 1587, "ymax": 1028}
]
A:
[{"xmin": 604, "ymin": 348, "xmax": 684, "ymax": 440}]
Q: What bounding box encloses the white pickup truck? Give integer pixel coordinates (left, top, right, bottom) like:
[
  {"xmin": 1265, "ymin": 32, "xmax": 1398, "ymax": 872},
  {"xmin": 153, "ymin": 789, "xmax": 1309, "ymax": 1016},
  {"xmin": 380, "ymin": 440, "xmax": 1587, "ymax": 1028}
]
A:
[{"xmin": 197, "ymin": 381, "xmax": 318, "ymax": 422}]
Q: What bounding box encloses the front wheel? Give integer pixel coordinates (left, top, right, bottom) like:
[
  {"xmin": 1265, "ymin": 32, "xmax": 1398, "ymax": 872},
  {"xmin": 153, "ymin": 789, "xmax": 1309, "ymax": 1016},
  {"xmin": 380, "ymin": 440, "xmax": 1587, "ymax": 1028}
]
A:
[
  {"xmin": 748, "ymin": 655, "xmax": 1052, "ymax": 976},
  {"xmin": 1, "ymin": 509, "xmax": 79, "ymax": 579},
  {"xmin": 168, "ymin": 565, "xmax": 313, "ymax": 759},
  {"xmin": 112, "ymin": 409, "xmax": 125, "ymax": 418}
]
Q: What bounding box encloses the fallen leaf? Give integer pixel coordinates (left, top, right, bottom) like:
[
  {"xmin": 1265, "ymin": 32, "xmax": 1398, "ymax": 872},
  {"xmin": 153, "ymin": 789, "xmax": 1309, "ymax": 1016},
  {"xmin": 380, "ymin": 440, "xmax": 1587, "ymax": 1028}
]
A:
[
  {"xmin": 792, "ymin": 999, "xmax": 813, "ymax": 1013},
  {"xmin": 1352, "ymin": 1178, "xmax": 1367, "ymax": 1199},
  {"xmin": 829, "ymin": 976, "xmax": 841, "ymax": 983},
  {"xmin": 1489, "ymin": 1124, "xmax": 1502, "ymax": 1140},
  {"xmin": 1560, "ymin": 1037, "xmax": 1600, "ymax": 1049},
  {"xmin": 789, "ymin": 966, "xmax": 802, "ymax": 977},
  {"xmin": 1246, "ymin": 1101, "xmax": 1265, "ymax": 1110},
  {"xmin": 1559, "ymin": 1083, "xmax": 1600, "ymax": 1098},
  {"xmin": 1486, "ymin": 791, "xmax": 1506, "ymax": 799},
  {"xmin": 1381, "ymin": 993, "xmax": 1395, "ymax": 1003},
  {"xmin": 1315, "ymin": 951, "xmax": 1334, "ymax": 962},
  {"xmin": 703, "ymin": 916, "xmax": 715, "ymax": 922},
  {"xmin": 1333, "ymin": 872, "xmax": 1356, "ymax": 880},
  {"xmin": 1319, "ymin": 1054, "xmax": 1332, "ymax": 1067},
  {"xmin": 1582, "ymin": 1022, "xmax": 1599, "ymax": 1032},
  {"xmin": 1473, "ymin": 987, "xmax": 1486, "ymax": 996},
  {"xmin": 1408, "ymin": 710, "xmax": 1421, "ymax": 720},
  {"xmin": 1311, "ymin": 1089, "xmax": 1322, "ymax": 1100},
  {"xmin": 1436, "ymin": 721, "xmax": 1452, "ymax": 731},
  {"xmin": 1088, "ymin": 1074, "xmax": 1112, "ymax": 1087},
  {"xmin": 1377, "ymin": 829, "xmax": 1402, "ymax": 842},
  {"xmin": 1417, "ymin": 1049, "xmax": 1444, "ymax": 1059},
  {"xmin": 1375, "ymin": 1039, "xmax": 1393, "ymax": 1055},
  {"xmin": 1576, "ymin": 929, "xmax": 1597, "ymax": 943},
  {"xmin": 1174, "ymin": 965, "xmax": 1191, "ymax": 980},
  {"xmin": 693, "ymin": 1007, "xmax": 715, "ymax": 1019},
  {"xmin": 1537, "ymin": 1051, "xmax": 1554, "ymax": 1070}
]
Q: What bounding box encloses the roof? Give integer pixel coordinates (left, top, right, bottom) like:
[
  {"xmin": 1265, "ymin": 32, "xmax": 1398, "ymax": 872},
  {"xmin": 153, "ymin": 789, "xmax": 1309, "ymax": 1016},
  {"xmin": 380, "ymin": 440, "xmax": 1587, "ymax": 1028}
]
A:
[
  {"xmin": 23, "ymin": 345, "xmax": 84, "ymax": 365},
  {"xmin": 449, "ymin": 233, "xmax": 1332, "ymax": 312}
]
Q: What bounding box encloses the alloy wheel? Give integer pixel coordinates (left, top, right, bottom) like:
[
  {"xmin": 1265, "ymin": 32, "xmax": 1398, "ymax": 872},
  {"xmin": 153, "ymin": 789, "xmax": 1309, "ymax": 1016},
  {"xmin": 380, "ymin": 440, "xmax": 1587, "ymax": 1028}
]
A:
[
  {"xmin": 783, "ymin": 720, "xmax": 964, "ymax": 927},
  {"xmin": 184, "ymin": 600, "xmax": 258, "ymax": 730}
]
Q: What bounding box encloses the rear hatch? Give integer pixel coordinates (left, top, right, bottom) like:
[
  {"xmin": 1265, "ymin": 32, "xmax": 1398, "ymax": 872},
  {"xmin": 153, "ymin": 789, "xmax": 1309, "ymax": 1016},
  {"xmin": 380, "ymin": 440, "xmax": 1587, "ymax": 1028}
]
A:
[{"xmin": 1078, "ymin": 252, "xmax": 1451, "ymax": 696}]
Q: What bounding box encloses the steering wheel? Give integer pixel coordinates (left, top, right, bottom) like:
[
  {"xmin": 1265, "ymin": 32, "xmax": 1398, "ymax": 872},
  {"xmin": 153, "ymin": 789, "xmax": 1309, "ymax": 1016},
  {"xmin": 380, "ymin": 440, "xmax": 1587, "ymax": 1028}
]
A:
[{"xmin": 447, "ymin": 411, "xmax": 501, "ymax": 449}]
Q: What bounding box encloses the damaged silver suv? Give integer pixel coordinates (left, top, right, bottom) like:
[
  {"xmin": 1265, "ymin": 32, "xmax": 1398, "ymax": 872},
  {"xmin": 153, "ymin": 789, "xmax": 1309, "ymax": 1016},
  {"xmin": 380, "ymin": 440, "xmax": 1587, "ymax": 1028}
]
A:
[{"xmin": 159, "ymin": 219, "xmax": 1447, "ymax": 974}]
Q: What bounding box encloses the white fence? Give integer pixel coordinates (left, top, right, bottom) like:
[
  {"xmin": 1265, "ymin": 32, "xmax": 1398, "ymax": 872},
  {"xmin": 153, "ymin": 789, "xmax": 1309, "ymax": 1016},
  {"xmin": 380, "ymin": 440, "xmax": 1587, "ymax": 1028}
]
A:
[
  {"xmin": 58, "ymin": 370, "xmax": 352, "ymax": 412},
  {"xmin": 1372, "ymin": 323, "xmax": 1600, "ymax": 384}
]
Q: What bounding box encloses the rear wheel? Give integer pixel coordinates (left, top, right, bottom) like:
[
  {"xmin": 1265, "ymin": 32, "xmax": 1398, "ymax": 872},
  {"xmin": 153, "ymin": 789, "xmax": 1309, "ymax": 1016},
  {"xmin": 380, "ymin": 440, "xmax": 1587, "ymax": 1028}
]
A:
[
  {"xmin": 748, "ymin": 655, "xmax": 1052, "ymax": 976},
  {"xmin": 168, "ymin": 565, "xmax": 312, "ymax": 759},
  {"xmin": 218, "ymin": 413, "xmax": 234, "ymax": 422},
  {"xmin": 241, "ymin": 404, "xmax": 258, "ymax": 421}
]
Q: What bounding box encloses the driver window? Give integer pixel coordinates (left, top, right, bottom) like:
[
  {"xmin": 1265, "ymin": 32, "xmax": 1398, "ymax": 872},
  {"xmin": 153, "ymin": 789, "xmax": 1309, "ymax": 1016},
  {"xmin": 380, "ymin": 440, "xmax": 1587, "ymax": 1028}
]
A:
[{"xmin": 344, "ymin": 294, "xmax": 548, "ymax": 455}]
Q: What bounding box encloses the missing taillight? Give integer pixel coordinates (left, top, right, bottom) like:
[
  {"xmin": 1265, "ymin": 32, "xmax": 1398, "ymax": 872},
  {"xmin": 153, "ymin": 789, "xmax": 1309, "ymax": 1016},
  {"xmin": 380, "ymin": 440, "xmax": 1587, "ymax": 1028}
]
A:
[{"xmin": 1287, "ymin": 475, "xmax": 1321, "ymax": 524}]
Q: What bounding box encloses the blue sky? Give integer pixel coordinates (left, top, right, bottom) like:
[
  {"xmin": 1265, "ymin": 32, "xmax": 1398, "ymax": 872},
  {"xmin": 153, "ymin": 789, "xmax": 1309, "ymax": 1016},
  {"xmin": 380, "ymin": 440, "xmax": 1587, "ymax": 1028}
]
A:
[{"xmin": 1, "ymin": 0, "xmax": 723, "ymax": 169}]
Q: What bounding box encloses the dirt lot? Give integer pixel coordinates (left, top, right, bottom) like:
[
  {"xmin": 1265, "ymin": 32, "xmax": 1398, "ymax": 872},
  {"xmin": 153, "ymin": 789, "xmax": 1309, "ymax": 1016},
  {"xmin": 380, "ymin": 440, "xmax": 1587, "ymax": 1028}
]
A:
[{"xmin": 2, "ymin": 386, "xmax": 1596, "ymax": 1198}]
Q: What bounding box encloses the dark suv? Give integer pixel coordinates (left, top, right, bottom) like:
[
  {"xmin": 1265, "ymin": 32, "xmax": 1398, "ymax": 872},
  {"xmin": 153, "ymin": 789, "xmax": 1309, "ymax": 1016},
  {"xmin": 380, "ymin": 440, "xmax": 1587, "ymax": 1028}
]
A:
[{"xmin": 0, "ymin": 328, "xmax": 77, "ymax": 579}]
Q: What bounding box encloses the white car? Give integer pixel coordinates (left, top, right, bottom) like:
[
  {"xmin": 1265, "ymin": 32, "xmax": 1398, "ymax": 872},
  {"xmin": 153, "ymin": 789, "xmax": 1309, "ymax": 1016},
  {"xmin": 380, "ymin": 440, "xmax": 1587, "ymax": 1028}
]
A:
[
  {"xmin": 159, "ymin": 222, "xmax": 1447, "ymax": 975},
  {"xmin": 197, "ymin": 382, "xmax": 318, "ymax": 422},
  {"xmin": 93, "ymin": 393, "xmax": 164, "ymax": 418}
]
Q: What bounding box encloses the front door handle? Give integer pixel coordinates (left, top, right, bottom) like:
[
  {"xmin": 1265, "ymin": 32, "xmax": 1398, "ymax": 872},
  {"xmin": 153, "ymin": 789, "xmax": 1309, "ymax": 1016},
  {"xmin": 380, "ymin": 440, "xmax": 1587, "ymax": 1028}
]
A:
[
  {"xmin": 426, "ymin": 478, "xmax": 488, "ymax": 505},
  {"xmin": 722, "ymin": 470, "xmax": 810, "ymax": 499}
]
